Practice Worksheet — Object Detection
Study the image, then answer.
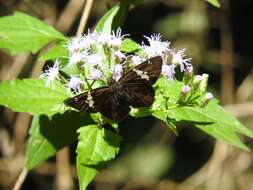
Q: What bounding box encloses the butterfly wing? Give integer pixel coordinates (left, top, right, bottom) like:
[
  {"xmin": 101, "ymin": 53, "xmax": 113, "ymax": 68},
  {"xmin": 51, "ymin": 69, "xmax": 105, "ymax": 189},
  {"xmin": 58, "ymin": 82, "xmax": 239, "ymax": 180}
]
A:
[
  {"xmin": 119, "ymin": 56, "xmax": 162, "ymax": 107},
  {"xmin": 65, "ymin": 56, "xmax": 162, "ymax": 121},
  {"xmin": 123, "ymin": 82, "xmax": 155, "ymax": 107},
  {"xmin": 64, "ymin": 87, "xmax": 110, "ymax": 113},
  {"xmin": 118, "ymin": 56, "xmax": 163, "ymax": 84},
  {"xmin": 97, "ymin": 90, "xmax": 131, "ymax": 121},
  {"xmin": 64, "ymin": 86, "xmax": 131, "ymax": 121}
]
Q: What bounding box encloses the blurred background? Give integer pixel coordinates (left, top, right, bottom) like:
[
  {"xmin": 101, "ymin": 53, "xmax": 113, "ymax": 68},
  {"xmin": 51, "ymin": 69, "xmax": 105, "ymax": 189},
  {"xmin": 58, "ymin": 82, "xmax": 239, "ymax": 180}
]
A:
[{"xmin": 0, "ymin": 0, "xmax": 253, "ymax": 189}]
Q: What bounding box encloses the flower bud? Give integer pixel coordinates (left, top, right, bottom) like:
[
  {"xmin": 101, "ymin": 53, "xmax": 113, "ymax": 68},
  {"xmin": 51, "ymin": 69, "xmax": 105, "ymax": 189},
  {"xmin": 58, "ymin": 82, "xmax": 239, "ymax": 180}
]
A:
[
  {"xmin": 199, "ymin": 73, "xmax": 209, "ymax": 93},
  {"xmin": 205, "ymin": 92, "xmax": 213, "ymax": 101},
  {"xmin": 184, "ymin": 64, "xmax": 193, "ymax": 75},
  {"xmin": 182, "ymin": 85, "xmax": 191, "ymax": 95},
  {"xmin": 193, "ymin": 75, "xmax": 203, "ymax": 84},
  {"xmin": 200, "ymin": 92, "xmax": 214, "ymax": 107}
]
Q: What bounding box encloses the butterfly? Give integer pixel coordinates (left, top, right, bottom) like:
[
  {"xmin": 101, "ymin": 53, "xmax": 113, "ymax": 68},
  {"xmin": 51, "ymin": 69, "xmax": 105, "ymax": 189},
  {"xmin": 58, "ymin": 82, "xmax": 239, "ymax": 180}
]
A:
[{"xmin": 64, "ymin": 56, "xmax": 163, "ymax": 122}]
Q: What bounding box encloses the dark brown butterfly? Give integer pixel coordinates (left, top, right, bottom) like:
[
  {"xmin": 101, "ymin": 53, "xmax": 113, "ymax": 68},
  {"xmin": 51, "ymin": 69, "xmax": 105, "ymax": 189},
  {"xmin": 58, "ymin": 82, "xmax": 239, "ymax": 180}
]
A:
[{"xmin": 64, "ymin": 56, "xmax": 162, "ymax": 121}]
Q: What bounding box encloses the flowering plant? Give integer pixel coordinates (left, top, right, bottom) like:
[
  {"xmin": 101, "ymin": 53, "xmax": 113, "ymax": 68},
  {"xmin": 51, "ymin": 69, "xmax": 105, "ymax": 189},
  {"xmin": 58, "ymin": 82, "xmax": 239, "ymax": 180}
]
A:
[
  {"xmin": 42, "ymin": 30, "xmax": 212, "ymax": 124},
  {"xmin": 0, "ymin": 3, "xmax": 252, "ymax": 190}
]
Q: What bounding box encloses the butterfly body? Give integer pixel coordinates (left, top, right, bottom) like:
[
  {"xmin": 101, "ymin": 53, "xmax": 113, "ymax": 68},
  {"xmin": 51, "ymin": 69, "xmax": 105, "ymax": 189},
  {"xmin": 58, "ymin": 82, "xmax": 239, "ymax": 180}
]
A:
[{"xmin": 65, "ymin": 56, "xmax": 163, "ymax": 121}]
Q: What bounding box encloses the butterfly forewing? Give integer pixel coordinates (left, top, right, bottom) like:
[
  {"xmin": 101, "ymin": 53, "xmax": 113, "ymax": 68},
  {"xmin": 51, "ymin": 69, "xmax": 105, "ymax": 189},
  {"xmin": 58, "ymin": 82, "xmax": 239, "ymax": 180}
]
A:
[
  {"xmin": 118, "ymin": 56, "xmax": 163, "ymax": 85},
  {"xmin": 64, "ymin": 87, "xmax": 110, "ymax": 113}
]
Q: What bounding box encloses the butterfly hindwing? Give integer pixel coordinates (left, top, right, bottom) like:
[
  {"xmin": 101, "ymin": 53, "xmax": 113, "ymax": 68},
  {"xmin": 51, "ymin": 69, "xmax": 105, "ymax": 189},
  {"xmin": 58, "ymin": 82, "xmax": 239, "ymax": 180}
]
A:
[
  {"xmin": 65, "ymin": 86, "xmax": 131, "ymax": 121},
  {"xmin": 119, "ymin": 56, "xmax": 162, "ymax": 108},
  {"xmin": 64, "ymin": 92, "xmax": 91, "ymax": 112},
  {"xmin": 64, "ymin": 87, "xmax": 110, "ymax": 113},
  {"xmin": 123, "ymin": 82, "xmax": 155, "ymax": 107},
  {"xmin": 97, "ymin": 88, "xmax": 131, "ymax": 121}
]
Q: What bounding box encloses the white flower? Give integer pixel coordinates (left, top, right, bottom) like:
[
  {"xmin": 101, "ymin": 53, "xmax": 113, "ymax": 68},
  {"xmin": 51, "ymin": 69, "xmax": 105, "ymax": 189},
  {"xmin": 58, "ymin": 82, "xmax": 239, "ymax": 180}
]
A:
[
  {"xmin": 82, "ymin": 31, "xmax": 96, "ymax": 48},
  {"xmin": 85, "ymin": 54, "xmax": 104, "ymax": 65},
  {"xmin": 161, "ymin": 64, "xmax": 176, "ymax": 81},
  {"xmin": 142, "ymin": 34, "xmax": 171, "ymax": 57},
  {"xmin": 97, "ymin": 33, "xmax": 112, "ymax": 46},
  {"xmin": 114, "ymin": 50, "xmax": 126, "ymax": 60},
  {"xmin": 112, "ymin": 64, "xmax": 123, "ymax": 81},
  {"xmin": 111, "ymin": 28, "xmax": 127, "ymax": 49},
  {"xmin": 66, "ymin": 37, "xmax": 83, "ymax": 53},
  {"xmin": 130, "ymin": 55, "xmax": 143, "ymax": 66},
  {"xmin": 89, "ymin": 68, "xmax": 103, "ymax": 80},
  {"xmin": 171, "ymin": 48, "xmax": 192, "ymax": 72},
  {"xmin": 68, "ymin": 76, "xmax": 84, "ymax": 93},
  {"xmin": 69, "ymin": 52, "xmax": 86, "ymax": 66},
  {"xmin": 67, "ymin": 32, "xmax": 95, "ymax": 53},
  {"xmin": 41, "ymin": 59, "xmax": 61, "ymax": 89}
]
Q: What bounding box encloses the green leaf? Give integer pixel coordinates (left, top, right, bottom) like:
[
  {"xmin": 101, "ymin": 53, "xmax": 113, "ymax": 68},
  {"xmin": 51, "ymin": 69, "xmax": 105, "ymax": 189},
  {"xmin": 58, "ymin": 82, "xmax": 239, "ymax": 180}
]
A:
[
  {"xmin": 94, "ymin": 6, "xmax": 120, "ymax": 34},
  {"xmin": 121, "ymin": 38, "xmax": 140, "ymax": 53},
  {"xmin": 201, "ymin": 100, "xmax": 253, "ymax": 138},
  {"xmin": 26, "ymin": 112, "xmax": 94, "ymax": 169},
  {"xmin": 206, "ymin": 0, "xmax": 220, "ymax": 7},
  {"xmin": 155, "ymin": 77, "xmax": 184, "ymax": 102},
  {"xmin": 112, "ymin": 1, "xmax": 129, "ymax": 30},
  {"xmin": 76, "ymin": 125, "xmax": 122, "ymax": 166},
  {"xmin": 130, "ymin": 107, "xmax": 152, "ymax": 118},
  {"xmin": 76, "ymin": 156, "xmax": 98, "ymax": 190},
  {"xmin": 154, "ymin": 77, "xmax": 252, "ymax": 150},
  {"xmin": 169, "ymin": 106, "xmax": 213, "ymax": 123},
  {"xmin": 152, "ymin": 111, "xmax": 178, "ymax": 134},
  {"xmin": 152, "ymin": 111, "xmax": 167, "ymax": 123},
  {"xmin": 39, "ymin": 42, "xmax": 68, "ymax": 61},
  {"xmin": 0, "ymin": 79, "xmax": 69, "ymax": 116},
  {"xmin": 195, "ymin": 100, "xmax": 253, "ymax": 150},
  {"xmin": 197, "ymin": 123, "xmax": 249, "ymax": 151},
  {"xmin": 0, "ymin": 12, "xmax": 66, "ymax": 54}
]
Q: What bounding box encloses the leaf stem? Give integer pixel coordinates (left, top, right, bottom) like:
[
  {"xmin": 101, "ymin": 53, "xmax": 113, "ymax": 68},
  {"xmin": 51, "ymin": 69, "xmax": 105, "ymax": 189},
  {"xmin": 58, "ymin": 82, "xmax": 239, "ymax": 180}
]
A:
[{"xmin": 76, "ymin": 0, "xmax": 94, "ymax": 36}]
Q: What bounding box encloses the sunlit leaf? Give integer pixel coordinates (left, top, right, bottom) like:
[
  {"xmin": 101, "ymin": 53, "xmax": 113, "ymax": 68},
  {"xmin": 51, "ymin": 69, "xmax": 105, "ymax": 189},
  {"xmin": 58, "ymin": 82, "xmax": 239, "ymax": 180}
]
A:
[
  {"xmin": 39, "ymin": 42, "xmax": 68, "ymax": 61},
  {"xmin": 76, "ymin": 125, "xmax": 122, "ymax": 165},
  {"xmin": 0, "ymin": 79, "xmax": 69, "ymax": 116},
  {"xmin": 206, "ymin": 0, "xmax": 220, "ymax": 7},
  {"xmin": 121, "ymin": 38, "xmax": 140, "ymax": 52},
  {"xmin": 94, "ymin": 6, "xmax": 120, "ymax": 34},
  {"xmin": 76, "ymin": 156, "xmax": 98, "ymax": 190},
  {"xmin": 0, "ymin": 12, "xmax": 66, "ymax": 54}
]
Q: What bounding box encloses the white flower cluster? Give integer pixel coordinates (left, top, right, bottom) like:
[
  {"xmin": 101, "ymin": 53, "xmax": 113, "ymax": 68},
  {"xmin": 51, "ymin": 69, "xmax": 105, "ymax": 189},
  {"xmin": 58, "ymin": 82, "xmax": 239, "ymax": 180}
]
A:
[{"xmin": 41, "ymin": 28, "xmax": 200, "ymax": 96}]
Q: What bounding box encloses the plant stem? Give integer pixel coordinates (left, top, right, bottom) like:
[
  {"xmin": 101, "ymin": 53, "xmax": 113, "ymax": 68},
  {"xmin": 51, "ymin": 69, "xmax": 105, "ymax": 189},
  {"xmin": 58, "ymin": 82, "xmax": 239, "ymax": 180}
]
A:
[
  {"xmin": 76, "ymin": 0, "xmax": 94, "ymax": 36},
  {"xmin": 12, "ymin": 168, "xmax": 28, "ymax": 190}
]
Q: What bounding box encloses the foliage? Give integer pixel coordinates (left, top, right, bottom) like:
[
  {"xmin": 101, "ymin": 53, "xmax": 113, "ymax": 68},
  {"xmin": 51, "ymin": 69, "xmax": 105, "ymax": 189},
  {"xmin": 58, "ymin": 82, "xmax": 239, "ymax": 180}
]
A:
[
  {"xmin": 0, "ymin": 12, "xmax": 66, "ymax": 54},
  {"xmin": 0, "ymin": 1, "xmax": 251, "ymax": 190},
  {"xmin": 206, "ymin": 0, "xmax": 220, "ymax": 7}
]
